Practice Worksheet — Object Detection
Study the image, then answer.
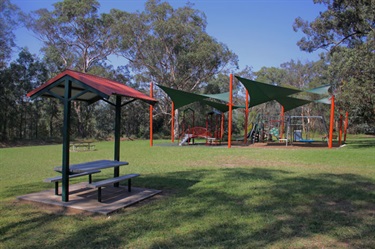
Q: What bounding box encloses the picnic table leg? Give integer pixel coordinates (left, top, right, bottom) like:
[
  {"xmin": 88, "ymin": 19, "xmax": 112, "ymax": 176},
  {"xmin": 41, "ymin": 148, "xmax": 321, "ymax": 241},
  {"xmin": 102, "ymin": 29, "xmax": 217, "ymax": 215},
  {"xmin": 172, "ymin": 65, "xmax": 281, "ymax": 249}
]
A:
[
  {"xmin": 55, "ymin": 182, "xmax": 59, "ymax": 195},
  {"xmin": 88, "ymin": 174, "xmax": 92, "ymax": 183},
  {"xmin": 114, "ymin": 166, "xmax": 119, "ymax": 187},
  {"xmin": 98, "ymin": 187, "xmax": 102, "ymax": 202},
  {"xmin": 128, "ymin": 179, "xmax": 131, "ymax": 192}
]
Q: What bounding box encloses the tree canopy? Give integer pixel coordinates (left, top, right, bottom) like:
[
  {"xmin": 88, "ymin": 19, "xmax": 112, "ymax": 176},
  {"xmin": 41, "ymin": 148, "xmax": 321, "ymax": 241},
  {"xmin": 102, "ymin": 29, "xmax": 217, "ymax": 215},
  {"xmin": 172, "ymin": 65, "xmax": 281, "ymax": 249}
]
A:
[
  {"xmin": 112, "ymin": 0, "xmax": 238, "ymax": 91},
  {"xmin": 294, "ymin": 0, "xmax": 375, "ymax": 125}
]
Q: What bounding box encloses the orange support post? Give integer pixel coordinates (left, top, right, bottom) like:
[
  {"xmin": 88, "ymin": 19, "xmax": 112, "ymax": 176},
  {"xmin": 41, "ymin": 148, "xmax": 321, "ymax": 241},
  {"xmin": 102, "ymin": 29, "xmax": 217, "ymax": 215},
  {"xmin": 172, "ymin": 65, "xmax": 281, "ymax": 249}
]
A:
[
  {"xmin": 328, "ymin": 95, "xmax": 335, "ymax": 148},
  {"xmin": 338, "ymin": 110, "xmax": 343, "ymax": 146},
  {"xmin": 171, "ymin": 102, "xmax": 175, "ymax": 143},
  {"xmin": 149, "ymin": 82, "xmax": 153, "ymax": 147},
  {"xmin": 280, "ymin": 105, "xmax": 285, "ymax": 139},
  {"xmin": 244, "ymin": 89, "xmax": 249, "ymax": 144},
  {"xmin": 228, "ymin": 74, "xmax": 233, "ymax": 148},
  {"xmin": 221, "ymin": 113, "xmax": 224, "ymax": 140},
  {"xmin": 344, "ymin": 111, "xmax": 349, "ymax": 143}
]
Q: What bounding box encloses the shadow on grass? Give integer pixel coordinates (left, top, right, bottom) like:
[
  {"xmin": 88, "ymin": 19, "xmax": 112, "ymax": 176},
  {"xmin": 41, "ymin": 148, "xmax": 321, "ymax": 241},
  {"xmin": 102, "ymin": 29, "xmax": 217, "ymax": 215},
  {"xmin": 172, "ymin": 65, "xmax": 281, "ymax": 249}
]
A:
[
  {"xmin": 347, "ymin": 138, "xmax": 375, "ymax": 148},
  {"xmin": 2, "ymin": 168, "xmax": 375, "ymax": 248}
]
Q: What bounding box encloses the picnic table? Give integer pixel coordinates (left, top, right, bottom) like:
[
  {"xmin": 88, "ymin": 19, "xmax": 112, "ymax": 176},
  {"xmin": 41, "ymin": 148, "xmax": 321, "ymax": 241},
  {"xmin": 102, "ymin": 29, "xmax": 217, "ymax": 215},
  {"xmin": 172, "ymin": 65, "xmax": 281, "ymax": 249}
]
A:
[
  {"xmin": 70, "ymin": 141, "xmax": 95, "ymax": 151},
  {"xmin": 48, "ymin": 160, "xmax": 140, "ymax": 202},
  {"xmin": 53, "ymin": 159, "xmax": 128, "ymax": 174}
]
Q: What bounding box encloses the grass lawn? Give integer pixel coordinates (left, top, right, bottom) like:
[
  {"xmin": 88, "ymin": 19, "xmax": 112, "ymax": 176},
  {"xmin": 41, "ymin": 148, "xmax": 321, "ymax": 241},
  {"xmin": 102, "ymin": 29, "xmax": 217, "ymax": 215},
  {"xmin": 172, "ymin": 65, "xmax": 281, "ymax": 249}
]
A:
[{"xmin": 1, "ymin": 137, "xmax": 374, "ymax": 248}]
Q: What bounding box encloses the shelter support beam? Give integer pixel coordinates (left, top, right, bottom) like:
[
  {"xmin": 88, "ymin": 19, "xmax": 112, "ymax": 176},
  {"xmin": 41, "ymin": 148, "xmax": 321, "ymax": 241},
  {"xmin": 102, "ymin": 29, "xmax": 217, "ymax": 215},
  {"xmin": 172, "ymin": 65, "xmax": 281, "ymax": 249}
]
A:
[
  {"xmin": 62, "ymin": 79, "xmax": 72, "ymax": 202},
  {"xmin": 114, "ymin": 95, "xmax": 121, "ymax": 187}
]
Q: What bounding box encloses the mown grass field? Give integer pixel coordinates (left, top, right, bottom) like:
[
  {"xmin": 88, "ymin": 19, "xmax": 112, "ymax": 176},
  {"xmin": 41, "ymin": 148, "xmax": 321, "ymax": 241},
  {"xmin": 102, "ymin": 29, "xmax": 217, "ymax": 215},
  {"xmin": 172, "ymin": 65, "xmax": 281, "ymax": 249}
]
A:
[{"xmin": 1, "ymin": 137, "xmax": 374, "ymax": 248}]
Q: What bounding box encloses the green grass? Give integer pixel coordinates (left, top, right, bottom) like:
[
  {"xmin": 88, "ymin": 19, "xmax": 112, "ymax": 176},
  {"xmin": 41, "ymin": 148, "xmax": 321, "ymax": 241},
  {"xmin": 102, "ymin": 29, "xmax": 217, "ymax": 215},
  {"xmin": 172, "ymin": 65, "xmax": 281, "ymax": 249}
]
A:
[{"xmin": 1, "ymin": 137, "xmax": 375, "ymax": 248}]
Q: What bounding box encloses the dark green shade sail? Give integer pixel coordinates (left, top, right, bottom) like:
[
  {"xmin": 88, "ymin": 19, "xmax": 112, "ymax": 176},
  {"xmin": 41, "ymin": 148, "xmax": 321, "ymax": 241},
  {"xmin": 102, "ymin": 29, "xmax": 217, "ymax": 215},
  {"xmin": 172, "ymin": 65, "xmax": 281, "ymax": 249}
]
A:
[{"xmin": 235, "ymin": 76, "xmax": 302, "ymax": 107}]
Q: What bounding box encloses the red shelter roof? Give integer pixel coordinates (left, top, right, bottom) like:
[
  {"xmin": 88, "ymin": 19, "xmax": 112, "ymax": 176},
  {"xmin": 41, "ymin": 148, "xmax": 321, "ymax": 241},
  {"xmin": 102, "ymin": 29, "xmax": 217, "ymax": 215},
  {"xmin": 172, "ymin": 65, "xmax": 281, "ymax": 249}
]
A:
[{"xmin": 27, "ymin": 69, "xmax": 157, "ymax": 105}]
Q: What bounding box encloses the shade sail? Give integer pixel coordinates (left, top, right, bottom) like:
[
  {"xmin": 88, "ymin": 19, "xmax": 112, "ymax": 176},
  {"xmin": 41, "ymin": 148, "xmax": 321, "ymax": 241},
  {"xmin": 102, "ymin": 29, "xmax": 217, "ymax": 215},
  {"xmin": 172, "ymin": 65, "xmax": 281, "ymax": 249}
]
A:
[
  {"xmin": 27, "ymin": 69, "xmax": 157, "ymax": 105},
  {"xmin": 157, "ymin": 84, "xmax": 209, "ymax": 109},
  {"xmin": 235, "ymin": 76, "xmax": 302, "ymax": 107},
  {"xmin": 306, "ymin": 85, "xmax": 331, "ymax": 95},
  {"xmin": 275, "ymin": 96, "xmax": 312, "ymax": 112},
  {"xmin": 201, "ymin": 99, "xmax": 242, "ymax": 113},
  {"xmin": 202, "ymin": 92, "xmax": 230, "ymax": 102},
  {"xmin": 314, "ymin": 97, "xmax": 331, "ymax": 104}
]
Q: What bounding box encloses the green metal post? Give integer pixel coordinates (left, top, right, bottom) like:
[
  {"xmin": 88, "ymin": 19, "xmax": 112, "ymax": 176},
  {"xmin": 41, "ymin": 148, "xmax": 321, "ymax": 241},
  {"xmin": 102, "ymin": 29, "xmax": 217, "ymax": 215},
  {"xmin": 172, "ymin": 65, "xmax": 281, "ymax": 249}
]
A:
[
  {"xmin": 114, "ymin": 95, "xmax": 121, "ymax": 186},
  {"xmin": 62, "ymin": 79, "xmax": 72, "ymax": 202}
]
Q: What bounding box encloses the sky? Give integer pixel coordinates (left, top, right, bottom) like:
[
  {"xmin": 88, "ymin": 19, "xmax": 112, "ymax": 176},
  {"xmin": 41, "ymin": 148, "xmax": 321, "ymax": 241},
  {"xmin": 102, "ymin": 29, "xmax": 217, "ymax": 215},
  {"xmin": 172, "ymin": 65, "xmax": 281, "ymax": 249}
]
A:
[{"xmin": 12, "ymin": 0, "xmax": 327, "ymax": 72}]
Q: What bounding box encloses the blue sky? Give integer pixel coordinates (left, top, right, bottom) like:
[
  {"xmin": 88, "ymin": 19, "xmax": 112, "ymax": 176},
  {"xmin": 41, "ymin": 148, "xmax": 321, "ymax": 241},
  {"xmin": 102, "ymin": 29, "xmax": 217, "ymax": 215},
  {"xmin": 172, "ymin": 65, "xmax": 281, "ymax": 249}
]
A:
[{"xmin": 12, "ymin": 0, "xmax": 326, "ymax": 72}]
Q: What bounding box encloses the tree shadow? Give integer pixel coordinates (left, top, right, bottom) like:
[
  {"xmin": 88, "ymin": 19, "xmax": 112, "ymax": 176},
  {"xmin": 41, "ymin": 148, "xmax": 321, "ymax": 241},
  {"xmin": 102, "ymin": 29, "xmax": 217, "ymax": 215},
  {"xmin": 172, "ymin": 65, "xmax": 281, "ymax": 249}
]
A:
[
  {"xmin": 2, "ymin": 168, "xmax": 375, "ymax": 248},
  {"xmin": 346, "ymin": 138, "xmax": 375, "ymax": 148}
]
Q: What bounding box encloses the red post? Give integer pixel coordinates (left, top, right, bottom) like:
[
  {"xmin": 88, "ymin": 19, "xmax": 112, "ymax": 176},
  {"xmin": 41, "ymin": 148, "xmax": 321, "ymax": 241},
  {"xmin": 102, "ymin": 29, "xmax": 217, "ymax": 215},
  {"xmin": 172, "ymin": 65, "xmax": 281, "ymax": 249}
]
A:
[
  {"xmin": 171, "ymin": 102, "xmax": 175, "ymax": 143},
  {"xmin": 244, "ymin": 89, "xmax": 249, "ymax": 144},
  {"xmin": 149, "ymin": 82, "xmax": 153, "ymax": 147},
  {"xmin": 228, "ymin": 74, "xmax": 233, "ymax": 148},
  {"xmin": 280, "ymin": 105, "xmax": 285, "ymax": 139},
  {"xmin": 221, "ymin": 113, "xmax": 224, "ymax": 140},
  {"xmin": 328, "ymin": 95, "xmax": 335, "ymax": 148},
  {"xmin": 344, "ymin": 111, "xmax": 349, "ymax": 143},
  {"xmin": 338, "ymin": 110, "xmax": 343, "ymax": 146}
]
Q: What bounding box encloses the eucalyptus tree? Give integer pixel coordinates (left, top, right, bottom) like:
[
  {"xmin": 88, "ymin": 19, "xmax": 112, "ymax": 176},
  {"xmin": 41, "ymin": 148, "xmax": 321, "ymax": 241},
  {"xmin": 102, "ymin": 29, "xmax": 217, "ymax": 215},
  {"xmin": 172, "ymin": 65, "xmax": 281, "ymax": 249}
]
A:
[
  {"xmin": 25, "ymin": 0, "xmax": 118, "ymax": 73},
  {"xmin": 293, "ymin": 0, "xmax": 375, "ymax": 126},
  {"xmin": 0, "ymin": 0, "xmax": 20, "ymax": 69},
  {"xmin": 113, "ymin": 0, "xmax": 238, "ymax": 92},
  {"xmin": 112, "ymin": 0, "xmax": 238, "ymax": 135},
  {"xmin": 24, "ymin": 0, "xmax": 121, "ymax": 138}
]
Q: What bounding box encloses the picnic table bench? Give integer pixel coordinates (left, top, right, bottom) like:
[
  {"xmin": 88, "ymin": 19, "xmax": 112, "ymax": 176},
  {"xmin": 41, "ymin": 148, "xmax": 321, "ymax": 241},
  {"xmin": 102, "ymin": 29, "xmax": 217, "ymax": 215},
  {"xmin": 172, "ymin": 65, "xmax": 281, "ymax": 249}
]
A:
[
  {"xmin": 44, "ymin": 170, "xmax": 101, "ymax": 195},
  {"xmin": 87, "ymin": 174, "xmax": 140, "ymax": 202}
]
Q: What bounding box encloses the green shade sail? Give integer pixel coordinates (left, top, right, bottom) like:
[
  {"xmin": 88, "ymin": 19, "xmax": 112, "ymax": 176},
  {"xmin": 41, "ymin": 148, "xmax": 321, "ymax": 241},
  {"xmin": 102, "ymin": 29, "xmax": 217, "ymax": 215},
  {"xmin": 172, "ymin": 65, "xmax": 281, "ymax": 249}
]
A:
[
  {"xmin": 235, "ymin": 76, "xmax": 302, "ymax": 107},
  {"xmin": 276, "ymin": 96, "xmax": 312, "ymax": 112},
  {"xmin": 157, "ymin": 84, "xmax": 239, "ymax": 112},
  {"xmin": 157, "ymin": 84, "xmax": 209, "ymax": 109}
]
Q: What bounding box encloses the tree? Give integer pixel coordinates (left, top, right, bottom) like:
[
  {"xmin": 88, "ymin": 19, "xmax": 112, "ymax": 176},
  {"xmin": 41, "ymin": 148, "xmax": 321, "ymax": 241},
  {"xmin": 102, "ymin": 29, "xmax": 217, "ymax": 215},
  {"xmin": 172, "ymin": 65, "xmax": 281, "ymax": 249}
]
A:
[
  {"xmin": 293, "ymin": 0, "xmax": 375, "ymax": 53},
  {"xmin": 112, "ymin": 0, "xmax": 238, "ymax": 137},
  {"xmin": 114, "ymin": 0, "xmax": 238, "ymax": 91},
  {"xmin": 0, "ymin": 0, "xmax": 20, "ymax": 69},
  {"xmin": 0, "ymin": 49, "xmax": 48, "ymax": 141},
  {"xmin": 293, "ymin": 0, "xmax": 375, "ymax": 127},
  {"xmin": 25, "ymin": 0, "xmax": 117, "ymax": 72},
  {"xmin": 25, "ymin": 0, "xmax": 121, "ymax": 138}
]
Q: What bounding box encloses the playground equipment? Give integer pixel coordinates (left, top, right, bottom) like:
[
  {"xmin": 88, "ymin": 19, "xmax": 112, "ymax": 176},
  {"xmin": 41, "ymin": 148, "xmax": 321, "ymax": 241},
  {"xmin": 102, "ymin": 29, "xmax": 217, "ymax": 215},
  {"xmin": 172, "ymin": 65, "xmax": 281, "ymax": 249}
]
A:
[
  {"xmin": 179, "ymin": 109, "xmax": 223, "ymax": 146},
  {"xmin": 179, "ymin": 127, "xmax": 213, "ymax": 145},
  {"xmin": 285, "ymin": 116, "xmax": 328, "ymax": 144}
]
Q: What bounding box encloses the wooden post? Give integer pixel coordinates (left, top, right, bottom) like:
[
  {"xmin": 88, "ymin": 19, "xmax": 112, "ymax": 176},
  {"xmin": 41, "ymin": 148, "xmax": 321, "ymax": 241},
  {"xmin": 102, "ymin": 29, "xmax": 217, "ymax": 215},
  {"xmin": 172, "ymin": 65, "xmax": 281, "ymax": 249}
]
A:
[
  {"xmin": 228, "ymin": 74, "xmax": 233, "ymax": 148},
  {"xmin": 150, "ymin": 82, "xmax": 153, "ymax": 147},
  {"xmin": 344, "ymin": 111, "xmax": 349, "ymax": 143},
  {"xmin": 171, "ymin": 102, "xmax": 175, "ymax": 143},
  {"xmin": 62, "ymin": 79, "xmax": 71, "ymax": 202},
  {"xmin": 328, "ymin": 95, "xmax": 335, "ymax": 149},
  {"xmin": 244, "ymin": 89, "xmax": 249, "ymax": 144}
]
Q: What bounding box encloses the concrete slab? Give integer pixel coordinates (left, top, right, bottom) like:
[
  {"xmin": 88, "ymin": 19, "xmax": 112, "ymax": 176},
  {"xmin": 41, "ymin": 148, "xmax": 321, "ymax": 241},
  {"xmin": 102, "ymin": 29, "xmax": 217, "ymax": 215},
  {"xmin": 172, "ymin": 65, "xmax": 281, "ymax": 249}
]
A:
[{"xmin": 17, "ymin": 182, "xmax": 162, "ymax": 215}]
